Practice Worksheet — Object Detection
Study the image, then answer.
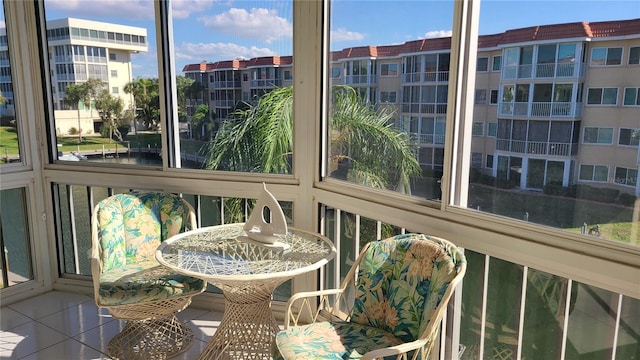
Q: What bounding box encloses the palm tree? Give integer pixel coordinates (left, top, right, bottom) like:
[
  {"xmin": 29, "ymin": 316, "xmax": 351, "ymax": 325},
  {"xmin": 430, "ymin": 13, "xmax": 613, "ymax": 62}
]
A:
[
  {"xmin": 203, "ymin": 85, "xmax": 420, "ymax": 193},
  {"xmin": 63, "ymin": 83, "xmax": 90, "ymax": 143}
]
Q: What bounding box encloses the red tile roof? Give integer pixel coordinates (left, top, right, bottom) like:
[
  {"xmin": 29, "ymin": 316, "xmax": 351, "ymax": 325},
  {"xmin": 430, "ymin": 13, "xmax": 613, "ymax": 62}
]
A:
[{"xmin": 184, "ymin": 18, "xmax": 640, "ymax": 71}]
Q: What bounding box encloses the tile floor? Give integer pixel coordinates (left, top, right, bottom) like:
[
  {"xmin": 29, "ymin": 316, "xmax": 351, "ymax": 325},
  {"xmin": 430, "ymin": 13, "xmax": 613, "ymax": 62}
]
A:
[{"xmin": 0, "ymin": 290, "xmax": 225, "ymax": 359}]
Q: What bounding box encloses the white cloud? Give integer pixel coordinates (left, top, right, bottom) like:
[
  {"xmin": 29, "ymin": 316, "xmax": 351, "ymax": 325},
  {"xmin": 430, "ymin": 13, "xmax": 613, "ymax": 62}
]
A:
[
  {"xmin": 175, "ymin": 41, "xmax": 278, "ymax": 63},
  {"xmin": 424, "ymin": 30, "xmax": 452, "ymax": 39},
  {"xmin": 170, "ymin": 0, "xmax": 215, "ymax": 19},
  {"xmin": 198, "ymin": 8, "xmax": 292, "ymax": 43},
  {"xmin": 45, "ymin": 0, "xmax": 154, "ymax": 20},
  {"xmin": 330, "ymin": 28, "xmax": 365, "ymax": 42},
  {"xmin": 44, "ymin": 0, "xmax": 213, "ymax": 20}
]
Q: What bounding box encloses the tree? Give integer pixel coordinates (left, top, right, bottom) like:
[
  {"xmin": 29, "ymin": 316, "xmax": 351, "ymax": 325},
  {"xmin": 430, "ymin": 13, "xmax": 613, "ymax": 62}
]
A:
[
  {"xmin": 95, "ymin": 89, "xmax": 124, "ymax": 142},
  {"xmin": 62, "ymin": 79, "xmax": 105, "ymax": 143},
  {"xmin": 175, "ymin": 76, "xmax": 194, "ymax": 122},
  {"xmin": 63, "ymin": 83, "xmax": 91, "ymax": 143},
  {"xmin": 203, "ymin": 85, "xmax": 421, "ymax": 192},
  {"xmin": 124, "ymin": 78, "xmax": 159, "ymax": 130},
  {"xmin": 191, "ymin": 104, "xmax": 214, "ymax": 140}
]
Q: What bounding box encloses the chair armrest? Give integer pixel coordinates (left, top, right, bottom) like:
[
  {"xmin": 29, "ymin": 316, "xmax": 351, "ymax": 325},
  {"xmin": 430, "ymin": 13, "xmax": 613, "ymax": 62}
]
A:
[
  {"xmin": 361, "ymin": 337, "xmax": 432, "ymax": 360},
  {"xmin": 284, "ymin": 288, "xmax": 351, "ymax": 328}
]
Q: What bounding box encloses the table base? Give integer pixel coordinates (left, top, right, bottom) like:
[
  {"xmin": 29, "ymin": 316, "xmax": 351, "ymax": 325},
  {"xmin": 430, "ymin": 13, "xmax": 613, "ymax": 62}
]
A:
[{"xmin": 198, "ymin": 295, "xmax": 280, "ymax": 360}]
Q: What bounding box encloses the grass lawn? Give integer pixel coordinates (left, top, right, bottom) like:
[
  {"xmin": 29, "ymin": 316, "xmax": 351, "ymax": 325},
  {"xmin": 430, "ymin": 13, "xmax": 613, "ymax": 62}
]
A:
[{"xmin": 1, "ymin": 126, "xmax": 206, "ymax": 156}]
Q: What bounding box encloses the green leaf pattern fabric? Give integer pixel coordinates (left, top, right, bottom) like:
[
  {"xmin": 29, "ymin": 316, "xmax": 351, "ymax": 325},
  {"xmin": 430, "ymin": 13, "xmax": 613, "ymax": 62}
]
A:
[
  {"xmin": 274, "ymin": 233, "xmax": 465, "ymax": 359},
  {"xmin": 95, "ymin": 192, "xmax": 205, "ymax": 306}
]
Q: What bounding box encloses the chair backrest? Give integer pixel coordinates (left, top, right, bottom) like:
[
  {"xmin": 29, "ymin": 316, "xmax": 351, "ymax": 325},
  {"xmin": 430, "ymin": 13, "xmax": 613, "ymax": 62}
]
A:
[
  {"xmin": 92, "ymin": 192, "xmax": 196, "ymax": 273},
  {"xmin": 350, "ymin": 233, "xmax": 466, "ymax": 343}
]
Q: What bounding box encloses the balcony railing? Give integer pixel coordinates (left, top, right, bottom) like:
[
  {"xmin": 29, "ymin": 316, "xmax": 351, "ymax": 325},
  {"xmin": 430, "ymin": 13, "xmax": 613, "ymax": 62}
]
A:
[
  {"xmin": 500, "ymin": 101, "xmax": 581, "ymax": 118},
  {"xmin": 250, "ymin": 79, "xmax": 282, "ymax": 88},
  {"xmin": 344, "ymin": 74, "xmax": 377, "ymax": 85},
  {"xmin": 212, "ymin": 80, "xmax": 241, "ymax": 88},
  {"xmin": 403, "ymin": 71, "xmax": 450, "ymax": 83},
  {"xmin": 413, "ymin": 133, "xmax": 446, "ymax": 145},
  {"xmin": 496, "ymin": 139, "xmax": 575, "ymax": 156}
]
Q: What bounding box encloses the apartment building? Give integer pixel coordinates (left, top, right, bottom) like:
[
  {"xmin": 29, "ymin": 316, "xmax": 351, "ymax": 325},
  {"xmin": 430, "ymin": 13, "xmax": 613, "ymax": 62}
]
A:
[
  {"xmin": 44, "ymin": 18, "xmax": 147, "ymax": 134},
  {"xmin": 184, "ymin": 19, "xmax": 640, "ymax": 196}
]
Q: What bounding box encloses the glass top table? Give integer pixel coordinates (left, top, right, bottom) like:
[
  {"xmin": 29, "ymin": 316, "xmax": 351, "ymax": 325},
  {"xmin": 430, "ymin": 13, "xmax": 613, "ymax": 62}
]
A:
[{"xmin": 156, "ymin": 223, "xmax": 336, "ymax": 360}]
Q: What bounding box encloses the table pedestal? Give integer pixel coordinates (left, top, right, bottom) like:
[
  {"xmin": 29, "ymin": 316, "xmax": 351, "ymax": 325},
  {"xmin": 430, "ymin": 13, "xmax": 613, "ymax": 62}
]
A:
[{"xmin": 198, "ymin": 284, "xmax": 282, "ymax": 360}]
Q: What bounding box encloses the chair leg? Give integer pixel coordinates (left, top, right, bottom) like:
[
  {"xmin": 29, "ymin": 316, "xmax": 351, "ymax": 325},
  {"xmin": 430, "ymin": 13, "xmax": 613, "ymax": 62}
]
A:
[{"xmin": 107, "ymin": 314, "xmax": 194, "ymax": 360}]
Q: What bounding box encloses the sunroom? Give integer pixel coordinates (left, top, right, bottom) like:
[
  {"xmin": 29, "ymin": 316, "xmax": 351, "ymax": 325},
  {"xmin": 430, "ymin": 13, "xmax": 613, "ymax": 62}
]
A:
[{"xmin": 1, "ymin": 1, "xmax": 638, "ymax": 359}]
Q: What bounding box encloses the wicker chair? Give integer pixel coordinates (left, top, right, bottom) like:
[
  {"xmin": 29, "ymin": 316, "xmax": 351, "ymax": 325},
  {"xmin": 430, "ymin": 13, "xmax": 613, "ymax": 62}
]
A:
[
  {"xmin": 273, "ymin": 233, "xmax": 466, "ymax": 360},
  {"xmin": 90, "ymin": 192, "xmax": 206, "ymax": 360}
]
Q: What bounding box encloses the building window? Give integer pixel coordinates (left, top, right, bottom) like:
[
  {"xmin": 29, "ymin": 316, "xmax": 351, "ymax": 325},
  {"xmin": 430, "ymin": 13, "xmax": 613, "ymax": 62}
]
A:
[
  {"xmin": 490, "ymin": 89, "xmax": 498, "ymax": 104},
  {"xmin": 629, "ymin": 46, "xmax": 640, "ymax": 65},
  {"xmin": 471, "ymin": 152, "xmax": 482, "ymax": 167},
  {"xmin": 492, "ymin": 55, "xmax": 501, "ymax": 71},
  {"xmin": 590, "ymin": 47, "xmax": 622, "ymax": 66},
  {"xmin": 284, "ymin": 70, "xmax": 292, "ymax": 80},
  {"xmin": 331, "ymin": 66, "xmax": 341, "ymax": 78},
  {"xmin": 242, "ymin": 73, "xmax": 249, "ymax": 82},
  {"xmin": 614, "ymin": 167, "xmax": 638, "ymax": 187},
  {"xmin": 112, "ymin": 87, "xmax": 118, "ymax": 94},
  {"xmin": 109, "ymin": 53, "xmax": 116, "ymax": 61},
  {"xmin": 583, "ymin": 127, "xmax": 614, "ymax": 144},
  {"xmin": 472, "ymin": 122, "xmax": 484, "ymax": 136},
  {"xmin": 587, "ymin": 87, "xmax": 618, "ymax": 105},
  {"xmin": 618, "ymin": 128, "xmax": 640, "ymax": 146},
  {"xmin": 476, "ymin": 57, "xmax": 488, "ymax": 72},
  {"xmin": 623, "ymin": 87, "xmax": 640, "ymax": 106},
  {"xmin": 487, "ymin": 122, "xmax": 497, "ymax": 137},
  {"xmin": 486, "ymin": 154, "xmax": 494, "ymax": 168},
  {"xmin": 111, "ymin": 69, "xmax": 117, "ymax": 78},
  {"xmin": 380, "ymin": 63, "xmax": 398, "ymax": 76},
  {"xmin": 380, "ymin": 91, "xmax": 397, "ymax": 103},
  {"xmin": 579, "ymin": 164, "xmax": 609, "ymax": 182},
  {"xmin": 475, "ymin": 89, "xmax": 487, "ymax": 104}
]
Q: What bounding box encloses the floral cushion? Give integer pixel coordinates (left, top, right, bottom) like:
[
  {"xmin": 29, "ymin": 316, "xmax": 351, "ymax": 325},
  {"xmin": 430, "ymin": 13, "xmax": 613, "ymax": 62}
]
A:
[
  {"xmin": 351, "ymin": 233, "xmax": 462, "ymax": 342},
  {"xmin": 95, "ymin": 192, "xmax": 204, "ymax": 305},
  {"xmin": 98, "ymin": 260, "xmax": 205, "ymax": 306},
  {"xmin": 274, "ymin": 320, "xmax": 403, "ymax": 360},
  {"xmin": 96, "ymin": 192, "xmax": 194, "ymax": 272}
]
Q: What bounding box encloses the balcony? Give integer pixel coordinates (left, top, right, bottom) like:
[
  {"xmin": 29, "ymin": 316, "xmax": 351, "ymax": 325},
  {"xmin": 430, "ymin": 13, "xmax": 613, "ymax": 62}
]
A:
[
  {"xmin": 499, "ymin": 101, "xmax": 582, "ymax": 118},
  {"xmin": 496, "ymin": 139, "xmax": 577, "ymax": 156}
]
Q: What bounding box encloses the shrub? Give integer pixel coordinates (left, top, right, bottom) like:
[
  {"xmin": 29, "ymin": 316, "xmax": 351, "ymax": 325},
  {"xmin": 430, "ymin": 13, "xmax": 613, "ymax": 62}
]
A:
[{"xmin": 68, "ymin": 127, "xmax": 78, "ymax": 135}]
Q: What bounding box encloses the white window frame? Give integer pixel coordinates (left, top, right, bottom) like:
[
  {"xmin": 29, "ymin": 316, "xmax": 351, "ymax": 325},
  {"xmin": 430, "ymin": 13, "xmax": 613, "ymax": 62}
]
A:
[
  {"xmin": 380, "ymin": 63, "xmax": 398, "ymax": 77},
  {"xmin": 579, "ymin": 164, "xmax": 609, "ymax": 182},
  {"xmin": 618, "ymin": 128, "xmax": 640, "ymax": 147},
  {"xmin": 583, "ymin": 126, "xmax": 614, "ymax": 144},
  {"xmin": 590, "ymin": 46, "xmax": 623, "ymax": 66},
  {"xmin": 623, "ymin": 87, "xmax": 640, "ymax": 106},
  {"xmin": 586, "ymin": 87, "xmax": 618, "ymax": 106}
]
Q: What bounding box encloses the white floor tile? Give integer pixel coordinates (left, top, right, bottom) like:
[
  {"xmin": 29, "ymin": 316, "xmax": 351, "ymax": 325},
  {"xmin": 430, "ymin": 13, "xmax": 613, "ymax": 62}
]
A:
[
  {"xmin": 37, "ymin": 301, "xmax": 115, "ymax": 337},
  {"xmin": 73, "ymin": 318, "xmax": 126, "ymax": 355},
  {"xmin": 0, "ymin": 321, "xmax": 68, "ymax": 359},
  {"xmin": 18, "ymin": 338, "xmax": 110, "ymax": 360},
  {"xmin": 0, "ymin": 308, "xmax": 33, "ymax": 332},
  {"xmin": 7, "ymin": 291, "xmax": 93, "ymax": 320},
  {"xmin": 0, "ymin": 291, "xmax": 226, "ymax": 360}
]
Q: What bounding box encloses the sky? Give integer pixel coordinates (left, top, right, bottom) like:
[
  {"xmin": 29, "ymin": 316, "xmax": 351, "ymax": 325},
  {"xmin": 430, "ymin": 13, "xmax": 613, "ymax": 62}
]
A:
[{"xmin": 14, "ymin": 0, "xmax": 640, "ymax": 78}]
